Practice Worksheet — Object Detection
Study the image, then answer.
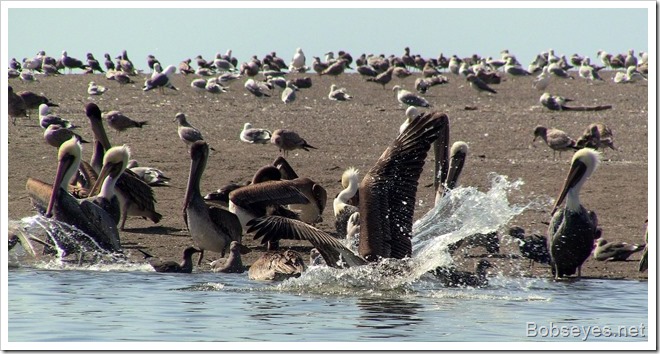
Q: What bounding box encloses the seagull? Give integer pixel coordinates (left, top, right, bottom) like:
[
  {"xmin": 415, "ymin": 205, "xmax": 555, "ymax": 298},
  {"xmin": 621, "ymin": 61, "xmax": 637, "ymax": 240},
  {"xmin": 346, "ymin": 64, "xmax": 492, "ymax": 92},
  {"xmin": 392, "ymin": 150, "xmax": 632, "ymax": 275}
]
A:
[
  {"xmin": 104, "ymin": 111, "xmax": 147, "ymax": 132},
  {"xmin": 392, "ymin": 85, "xmax": 431, "ymax": 107},
  {"xmin": 88, "ymin": 81, "xmax": 108, "ymax": 96},
  {"xmin": 211, "ymin": 241, "xmax": 248, "ymax": 273},
  {"xmin": 38, "ymin": 104, "xmax": 75, "ymax": 129},
  {"xmin": 466, "ymin": 73, "xmax": 497, "ymax": 94},
  {"xmin": 399, "ymin": 106, "xmax": 423, "ymax": 134},
  {"xmin": 593, "ymin": 239, "xmax": 645, "ymax": 261},
  {"xmin": 205, "ymin": 78, "xmax": 227, "ymax": 94},
  {"xmin": 244, "ymin": 78, "xmax": 271, "ymax": 97},
  {"xmin": 126, "ymin": 160, "xmax": 171, "ymax": 187},
  {"xmin": 532, "ymin": 125, "xmax": 579, "ymax": 159},
  {"xmin": 143, "ymin": 65, "xmax": 178, "ymax": 92},
  {"xmin": 8, "ymin": 86, "xmax": 28, "ymax": 124},
  {"xmin": 578, "ymin": 57, "xmax": 603, "ymax": 81},
  {"xmin": 190, "ymin": 78, "xmax": 207, "ymax": 93},
  {"xmin": 270, "ymin": 129, "xmax": 317, "ymax": 156},
  {"xmin": 290, "ymin": 47, "xmax": 306, "ymax": 71},
  {"xmin": 281, "ymin": 81, "xmax": 298, "ymax": 104},
  {"xmin": 328, "ymin": 84, "xmax": 353, "ymax": 101},
  {"xmin": 60, "ymin": 50, "xmax": 88, "ymax": 73},
  {"xmin": 508, "ymin": 226, "xmax": 551, "ymax": 269},
  {"xmin": 175, "ymin": 113, "xmax": 204, "ymax": 146},
  {"xmin": 86, "ymin": 53, "xmax": 105, "ymax": 73},
  {"xmin": 240, "ymin": 123, "xmax": 272, "ymax": 144},
  {"xmin": 43, "ymin": 124, "xmax": 89, "ymax": 148}
]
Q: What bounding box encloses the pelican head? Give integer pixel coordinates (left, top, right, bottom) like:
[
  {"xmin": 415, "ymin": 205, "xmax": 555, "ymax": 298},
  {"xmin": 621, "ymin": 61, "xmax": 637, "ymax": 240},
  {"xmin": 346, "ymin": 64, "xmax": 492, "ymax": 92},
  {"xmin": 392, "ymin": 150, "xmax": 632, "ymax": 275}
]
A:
[
  {"xmin": 90, "ymin": 145, "xmax": 130, "ymax": 197},
  {"xmin": 445, "ymin": 141, "xmax": 469, "ymax": 190},
  {"xmin": 341, "ymin": 167, "xmax": 360, "ymax": 189},
  {"xmin": 551, "ymin": 148, "xmax": 600, "ymax": 215},
  {"xmin": 392, "ymin": 85, "xmax": 402, "ymax": 92},
  {"xmin": 46, "ymin": 136, "xmax": 83, "ymax": 217},
  {"xmin": 85, "ymin": 102, "xmax": 112, "ymax": 151}
]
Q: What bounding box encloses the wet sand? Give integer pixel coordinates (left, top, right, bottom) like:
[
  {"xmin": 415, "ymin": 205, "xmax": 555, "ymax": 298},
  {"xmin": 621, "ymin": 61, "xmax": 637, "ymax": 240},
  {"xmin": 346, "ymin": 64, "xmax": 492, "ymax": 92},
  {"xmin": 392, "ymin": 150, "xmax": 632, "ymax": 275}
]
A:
[{"xmin": 7, "ymin": 70, "xmax": 648, "ymax": 280}]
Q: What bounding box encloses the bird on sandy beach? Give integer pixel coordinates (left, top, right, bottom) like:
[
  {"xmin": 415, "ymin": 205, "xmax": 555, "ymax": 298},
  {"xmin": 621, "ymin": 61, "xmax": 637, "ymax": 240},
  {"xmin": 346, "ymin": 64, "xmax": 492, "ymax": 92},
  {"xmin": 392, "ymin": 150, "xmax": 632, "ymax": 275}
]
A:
[
  {"xmin": 139, "ymin": 247, "xmax": 200, "ymax": 273},
  {"xmin": 532, "ymin": 66, "xmax": 551, "ymax": 91},
  {"xmin": 244, "ymin": 78, "xmax": 272, "ymax": 98},
  {"xmin": 190, "ymin": 78, "xmax": 207, "ymax": 93},
  {"xmin": 548, "ymin": 148, "xmax": 600, "ymax": 279},
  {"xmin": 508, "ymin": 226, "xmax": 551, "ymax": 268},
  {"xmin": 281, "ymin": 81, "xmax": 298, "ymax": 104},
  {"xmin": 532, "ymin": 125, "xmax": 579, "ymax": 159},
  {"xmin": 366, "ymin": 67, "xmax": 394, "ymax": 89},
  {"xmin": 247, "ymin": 112, "xmax": 450, "ymax": 267},
  {"xmin": 547, "ymin": 62, "xmax": 573, "ymax": 79},
  {"xmin": 240, "ymin": 123, "xmax": 272, "ymax": 144},
  {"xmin": 290, "ymin": 47, "xmax": 306, "ymax": 71},
  {"xmin": 86, "ymin": 53, "xmax": 105, "ymax": 74},
  {"xmin": 503, "ymin": 57, "xmax": 531, "ymax": 76},
  {"xmin": 20, "ymin": 70, "xmax": 38, "ymax": 83},
  {"xmin": 248, "ymin": 250, "xmax": 307, "ymax": 281},
  {"xmin": 175, "ymin": 112, "xmax": 204, "ymax": 147},
  {"xmin": 179, "ymin": 58, "xmax": 195, "ymax": 75},
  {"xmin": 8, "ymin": 86, "xmax": 28, "ymax": 125},
  {"xmin": 143, "ymin": 65, "xmax": 178, "ymax": 92},
  {"xmin": 540, "ymin": 92, "xmax": 612, "ymax": 112},
  {"xmin": 146, "ymin": 54, "xmax": 161, "ymax": 73},
  {"xmin": 211, "ymin": 241, "xmax": 249, "ymax": 273},
  {"xmin": 466, "ymin": 73, "xmax": 497, "ymax": 94},
  {"xmin": 392, "ymin": 85, "xmax": 431, "ymax": 107},
  {"xmin": 104, "ymin": 110, "xmax": 147, "ymax": 133},
  {"xmin": 183, "ymin": 141, "xmax": 243, "ymax": 265},
  {"xmin": 126, "ymin": 159, "xmax": 171, "ymax": 187},
  {"xmin": 25, "ymin": 136, "xmax": 121, "ymax": 253},
  {"xmin": 328, "ymin": 84, "xmax": 353, "ymax": 101},
  {"xmin": 576, "ymin": 123, "xmax": 617, "ymax": 151},
  {"xmin": 578, "ymin": 57, "xmax": 603, "ymax": 81},
  {"xmin": 103, "ymin": 53, "xmax": 115, "ymax": 71},
  {"xmin": 43, "ymin": 124, "xmax": 89, "ymax": 148},
  {"xmin": 88, "ymin": 81, "xmax": 107, "ymax": 96},
  {"xmin": 312, "ymin": 56, "xmax": 329, "ymax": 75},
  {"xmin": 39, "ymin": 104, "xmax": 75, "ymax": 130},
  {"xmin": 204, "ymin": 78, "xmax": 227, "ymax": 94},
  {"xmin": 270, "ymin": 129, "xmax": 317, "ymax": 156},
  {"xmin": 593, "ymin": 239, "xmax": 645, "ymax": 262},
  {"xmin": 415, "ymin": 75, "xmax": 449, "ymax": 94},
  {"xmin": 432, "ymin": 260, "xmax": 495, "ymax": 288},
  {"xmin": 17, "ymin": 90, "xmax": 59, "ymax": 110},
  {"xmin": 613, "ymin": 65, "xmax": 646, "ymax": 84},
  {"xmin": 60, "ymin": 50, "xmax": 89, "ymax": 73}
]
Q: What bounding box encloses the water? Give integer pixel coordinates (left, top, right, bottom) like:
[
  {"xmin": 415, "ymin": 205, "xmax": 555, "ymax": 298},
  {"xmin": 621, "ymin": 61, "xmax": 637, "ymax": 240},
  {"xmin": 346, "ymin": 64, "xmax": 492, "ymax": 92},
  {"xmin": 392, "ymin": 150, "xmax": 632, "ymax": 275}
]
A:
[{"xmin": 6, "ymin": 175, "xmax": 649, "ymax": 346}]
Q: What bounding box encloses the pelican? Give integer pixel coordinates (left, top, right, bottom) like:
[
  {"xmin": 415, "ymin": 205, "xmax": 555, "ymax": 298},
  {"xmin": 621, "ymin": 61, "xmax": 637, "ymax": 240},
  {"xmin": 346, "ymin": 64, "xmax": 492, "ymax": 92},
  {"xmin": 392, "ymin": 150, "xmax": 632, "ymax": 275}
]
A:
[
  {"xmin": 548, "ymin": 148, "xmax": 600, "ymax": 279},
  {"xmin": 392, "ymin": 85, "xmax": 431, "ymax": 107},
  {"xmin": 593, "ymin": 239, "xmax": 644, "ymax": 261},
  {"xmin": 184, "ymin": 141, "xmax": 243, "ymax": 265},
  {"xmin": 25, "ymin": 136, "xmax": 121, "ymax": 252},
  {"xmin": 270, "ymin": 129, "xmax": 317, "ymax": 156},
  {"xmin": 247, "ymin": 112, "xmax": 449, "ymax": 267},
  {"xmin": 248, "ymin": 250, "xmax": 307, "ymax": 281},
  {"xmin": 85, "ymin": 102, "xmax": 162, "ymax": 230},
  {"xmin": 139, "ymin": 247, "xmax": 199, "ymax": 273},
  {"xmin": 434, "ymin": 141, "xmax": 468, "ymax": 205},
  {"xmin": 86, "ymin": 144, "xmax": 130, "ymax": 225},
  {"xmin": 333, "ymin": 167, "xmax": 359, "ymax": 238},
  {"xmin": 240, "ymin": 123, "xmax": 272, "ymax": 144}
]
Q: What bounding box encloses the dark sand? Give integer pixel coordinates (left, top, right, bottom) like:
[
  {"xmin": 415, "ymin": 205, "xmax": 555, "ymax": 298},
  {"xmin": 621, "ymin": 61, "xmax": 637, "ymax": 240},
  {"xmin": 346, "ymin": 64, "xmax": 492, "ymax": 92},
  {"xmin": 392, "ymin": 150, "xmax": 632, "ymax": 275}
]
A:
[{"xmin": 7, "ymin": 70, "xmax": 648, "ymax": 280}]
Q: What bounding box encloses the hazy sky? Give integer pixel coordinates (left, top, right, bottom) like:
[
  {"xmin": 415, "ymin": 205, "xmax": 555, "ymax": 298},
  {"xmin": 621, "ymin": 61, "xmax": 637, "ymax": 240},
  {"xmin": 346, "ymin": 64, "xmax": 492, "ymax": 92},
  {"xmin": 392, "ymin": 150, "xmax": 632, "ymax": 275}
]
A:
[{"xmin": 3, "ymin": 2, "xmax": 652, "ymax": 71}]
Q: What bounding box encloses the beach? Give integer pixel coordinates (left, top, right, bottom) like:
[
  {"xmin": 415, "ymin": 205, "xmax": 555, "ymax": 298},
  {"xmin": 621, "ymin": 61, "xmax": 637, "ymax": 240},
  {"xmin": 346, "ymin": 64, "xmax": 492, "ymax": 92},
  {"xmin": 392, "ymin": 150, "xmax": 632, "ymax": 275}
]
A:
[{"xmin": 7, "ymin": 70, "xmax": 649, "ymax": 280}]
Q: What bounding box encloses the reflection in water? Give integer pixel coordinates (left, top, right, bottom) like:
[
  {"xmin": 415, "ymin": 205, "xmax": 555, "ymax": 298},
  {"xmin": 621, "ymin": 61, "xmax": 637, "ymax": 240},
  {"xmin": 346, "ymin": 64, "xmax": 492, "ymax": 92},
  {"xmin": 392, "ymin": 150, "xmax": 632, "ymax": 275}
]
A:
[{"xmin": 355, "ymin": 296, "xmax": 423, "ymax": 338}]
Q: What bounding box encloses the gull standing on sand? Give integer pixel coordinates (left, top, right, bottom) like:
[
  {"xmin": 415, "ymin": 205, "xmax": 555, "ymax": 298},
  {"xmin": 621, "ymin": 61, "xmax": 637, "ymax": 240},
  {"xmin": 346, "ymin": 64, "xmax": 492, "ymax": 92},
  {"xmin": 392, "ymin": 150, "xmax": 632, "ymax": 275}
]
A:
[
  {"xmin": 328, "ymin": 84, "xmax": 353, "ymax": 101},
  {"xmin": 576, "ymin": 123, "xmax": 616, "ymax": 151},
  {"xmin": 466, "ymin": 74, "xmax": 497, "ymax": 94},
  {"xmin": 244, "ymin": 78, "xmax": 272, "ymax": 97},
  {"xmin": 175, "ymin": 112, "xmax": 204, "ymax": 146},
  {"xmin": 240, "ymin": 123, "xmax": 272, "ymax": 144},
  {"xmin": 532, "ymin": 125, "xmax": 579, "ymax": 159},
  {"xmin": 578, "ymin": 57, "xmax": 603, "ymax": 81},
  {"xmin": 281, "ymin": 81, "xmax": 298, "ymax": 104},
  {"xmin": 532, "ymin": 66, "xmax": 551, "ymax": 91},
  {"xmin": 8, "ymin": 86, "xmax": 28, "ymax": 124},
  {"xmin": 548, "ymin": 149, "xmax": 600, "ymax": 279},
  {"xmin": 17, "ymin": 90, "xmax": 59, "ymax": 110},
  {"xmin": 290, "ymin": 47, "xmax": 306, "ymax": 71},
  {"xmin": 104, "ymin": 110, "xmax": 147, "ymax": 132},
  {"xmin": 392, "ymin": 85, "xmax": 431, "ymax": 107},
  {"xmin": 143, "ymin": 65, "xmax": 178, "ymax": 92},
  {"xmin": 271, "ymin": 129, "xmax": 317, "ymax": 156},
  {"xmin": 88, "ymin": 81, "xmax": 108, "ymax": 96}
]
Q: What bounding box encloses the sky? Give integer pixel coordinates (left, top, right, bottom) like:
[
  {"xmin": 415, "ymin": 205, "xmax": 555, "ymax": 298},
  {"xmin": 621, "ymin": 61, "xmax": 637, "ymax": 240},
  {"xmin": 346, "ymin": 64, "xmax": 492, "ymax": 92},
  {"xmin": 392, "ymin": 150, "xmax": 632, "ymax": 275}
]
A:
[{"xmin": 2, "ymin": 2, "xmax": 652, "ymax": 72}]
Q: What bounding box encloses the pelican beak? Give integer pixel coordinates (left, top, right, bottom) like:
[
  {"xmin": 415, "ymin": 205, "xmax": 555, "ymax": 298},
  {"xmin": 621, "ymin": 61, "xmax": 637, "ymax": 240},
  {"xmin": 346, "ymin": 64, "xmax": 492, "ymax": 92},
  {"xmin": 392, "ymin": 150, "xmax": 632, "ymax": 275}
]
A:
[
  {"xmin": 90, "ymin": 118, "xmax": 112, "ymax": 151},
  {"xmin": 445, "ymin": 150, "xmax": 467, "ymax": 190},
  {"xmin": 432, "ymin": 123, "xmax": 450, "ymax": 194},
  {"xmin": 46, "ymin": 153, "xmax": 77, "ymax": 218},
  {"xmin": 551, "ymin": 159, "xmax": 587, "ymax": 215},
  {"xmin": 89, "ymin": 161, "xmax": 121, "ymax": 197}
]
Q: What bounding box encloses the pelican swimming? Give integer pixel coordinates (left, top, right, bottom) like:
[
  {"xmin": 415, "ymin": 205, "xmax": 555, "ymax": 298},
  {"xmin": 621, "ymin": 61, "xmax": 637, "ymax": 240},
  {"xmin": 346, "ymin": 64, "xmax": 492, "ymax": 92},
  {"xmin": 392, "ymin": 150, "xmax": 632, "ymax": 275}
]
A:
[
  {"xmin": 184, "ymin": 141, "xmax": 243, "ymax": 265},
  {"xmin": 548, "ymin": 148, "xmax": 600, "ymax": 279},
  {"xmin": 25, "ymin": 136, "xmax": 121, "ymax": 252},
  {"xmin": 247, "ymin": 112, "xmax": 450, "ymax": 267}
]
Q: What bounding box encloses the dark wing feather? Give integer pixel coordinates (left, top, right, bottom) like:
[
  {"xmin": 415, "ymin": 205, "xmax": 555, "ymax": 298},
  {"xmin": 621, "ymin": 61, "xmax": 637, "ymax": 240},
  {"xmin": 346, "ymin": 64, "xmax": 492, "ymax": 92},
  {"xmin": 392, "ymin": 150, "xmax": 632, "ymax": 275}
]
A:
[
  {"xmin": 78, "ymin": 199, "xmax": 121, "ymax": 251},
  {"xmin": 359, "ymin": 112, "xmax": 449, "ymax": 260},
  {"xmin": 229, "ymin": 180, "xmax": 310, "ymax": 216},
  {"xmin": 247, "ymin": 215, "xmax": 367, "ymax": 267},
  {"xmin": 117, "ymin": 169, "xmax": 158, "ymax": 212},
  {"xmin": 272, "ymin": 156, "xmax": 299, "ymax": 179},
  {"xmin": 207, "ymin": 204, "xmax": 243, "ymax": 243}
]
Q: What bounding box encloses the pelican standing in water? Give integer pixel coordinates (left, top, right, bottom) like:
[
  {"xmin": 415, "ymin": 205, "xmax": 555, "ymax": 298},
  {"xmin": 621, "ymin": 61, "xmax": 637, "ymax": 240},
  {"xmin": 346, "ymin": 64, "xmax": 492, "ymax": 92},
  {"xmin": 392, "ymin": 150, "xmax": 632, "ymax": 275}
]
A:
[
  {"xmin": 548, "ymin": 148, "xmax": 600, "ymax": 279},
  {"xmin": 25, "ymin": 136, "xmax": 121, "ymax": 252},
  {"xmin": 247, "ymin": 112, "xmax": 450, "ymax": 266},
  {"xmin": 184, "ymin": 141, "xmax": 243, "ymax": 265}
]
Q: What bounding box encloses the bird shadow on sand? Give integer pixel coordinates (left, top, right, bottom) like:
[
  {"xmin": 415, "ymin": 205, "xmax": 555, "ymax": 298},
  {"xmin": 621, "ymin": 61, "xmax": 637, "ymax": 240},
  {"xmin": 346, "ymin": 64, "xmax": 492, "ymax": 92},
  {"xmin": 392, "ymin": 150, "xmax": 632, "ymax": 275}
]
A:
[{"xmin": 121, "ymin": 225, "xmax": 186, "ymax": 236}]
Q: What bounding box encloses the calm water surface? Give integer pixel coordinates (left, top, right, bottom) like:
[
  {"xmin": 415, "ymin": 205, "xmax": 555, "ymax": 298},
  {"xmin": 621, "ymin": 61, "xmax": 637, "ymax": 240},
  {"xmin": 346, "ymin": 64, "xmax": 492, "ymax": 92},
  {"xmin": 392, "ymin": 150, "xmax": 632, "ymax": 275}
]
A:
[{"xmin": 6, "ymin": 175, "xmax": 649, "ymax": 345}]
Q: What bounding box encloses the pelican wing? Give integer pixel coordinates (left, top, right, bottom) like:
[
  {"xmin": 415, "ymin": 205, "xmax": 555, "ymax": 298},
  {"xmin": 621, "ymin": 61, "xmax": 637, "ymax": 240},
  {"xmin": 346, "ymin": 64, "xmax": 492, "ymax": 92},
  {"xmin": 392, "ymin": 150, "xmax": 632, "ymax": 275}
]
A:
[
  {"xmin": 116, "ymin": 169, "xmax": 158, "ymax": 211},
  {"xmin": 247, "ymin": 215, "xmax": 367, "ymax": 268},
  {"xmin": 229, "ymin": 180, "xmax": 310, "ymax": 216},
  {"xmin": 207, "ymin": 205, "xmax": 243, "ymax": 243},
  {"xmin": 78, "ymin": 199, "xmax": 121, "ymax": 251},
  {"xmin": 272, "ymin": 156, "xmax": 299, "ymax": 180}
]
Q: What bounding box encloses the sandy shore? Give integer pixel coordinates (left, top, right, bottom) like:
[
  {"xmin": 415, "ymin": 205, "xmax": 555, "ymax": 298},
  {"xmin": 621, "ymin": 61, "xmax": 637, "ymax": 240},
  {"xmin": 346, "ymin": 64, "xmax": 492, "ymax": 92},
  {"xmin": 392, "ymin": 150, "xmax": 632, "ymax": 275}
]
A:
[{"xmin": 7, "ymin": 69, "xmax": 649, "ymax": 280}]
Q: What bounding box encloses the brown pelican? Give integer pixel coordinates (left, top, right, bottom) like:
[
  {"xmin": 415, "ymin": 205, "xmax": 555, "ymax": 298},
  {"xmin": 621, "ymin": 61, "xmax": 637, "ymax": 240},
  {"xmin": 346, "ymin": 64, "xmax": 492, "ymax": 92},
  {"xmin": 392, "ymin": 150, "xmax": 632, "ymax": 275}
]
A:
[
  {"xmin": 270, "ymin": 129, "xmax": 317, "ymax": 156},
  {"xmin": 248, "ymin": 250, "xmax": 307, "ymax": 281},
  {"xmin": 211, "ymin": 241, "xmax": 248, "ymax": 273},
  {"xmin": 333, "ymin": 167, "xmax": 359, "ymax": 238},
  {"xmin": 432, "ymin": 260, "xmax": 494, "ymax": 288},
  {"xmin": 25, "ymin": 136, "xmax": 121, "ymax": 252},
  {"xmin": 548, "ymin": 148, "xmax": 600, "ymax": 279},
  {"xmin": 85, "ymin": 102, "xmax": 162, "ymax": 230},
  {"xmin": 247, "ymin": 112, "xmax": 450, "ymax": 266},
  {"xmin": 593, "ymin": 239, "xmax": 644, "ymax": 261},
  {"xmin": 184, "ymin": 141, "xmax": 243, "ymax": 265},
  {"xmin": 139, "ymin": 247, "xmax": 199, "ymax": 273},
  {"xmin": 434, "ymin": 141, "xmax": 468, "ymax": 204},
  {"xmin": 86, "ymin": 145, "xmax": 130, "ymax": 225}
]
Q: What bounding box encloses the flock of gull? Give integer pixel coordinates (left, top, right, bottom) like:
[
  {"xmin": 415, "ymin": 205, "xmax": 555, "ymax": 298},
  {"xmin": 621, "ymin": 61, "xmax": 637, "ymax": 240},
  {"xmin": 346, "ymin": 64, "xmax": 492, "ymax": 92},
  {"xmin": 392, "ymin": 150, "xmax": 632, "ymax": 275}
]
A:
[{"xmin": 7, "ymin": 46, "xmax": 649, "ymax": 284}]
